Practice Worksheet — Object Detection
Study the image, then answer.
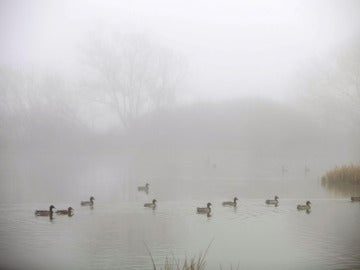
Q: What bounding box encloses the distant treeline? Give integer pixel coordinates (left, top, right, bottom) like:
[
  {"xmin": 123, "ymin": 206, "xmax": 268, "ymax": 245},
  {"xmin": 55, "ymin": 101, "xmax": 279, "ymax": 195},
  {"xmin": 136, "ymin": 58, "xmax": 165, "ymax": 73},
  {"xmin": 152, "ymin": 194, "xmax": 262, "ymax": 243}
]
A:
[
  {"xmin": 322, "ymin": 165, "xmax": 360, "ymax": 185},
  {"xmin": 1, "ymin": 97, "xmax": 357, "ymax": 162}
]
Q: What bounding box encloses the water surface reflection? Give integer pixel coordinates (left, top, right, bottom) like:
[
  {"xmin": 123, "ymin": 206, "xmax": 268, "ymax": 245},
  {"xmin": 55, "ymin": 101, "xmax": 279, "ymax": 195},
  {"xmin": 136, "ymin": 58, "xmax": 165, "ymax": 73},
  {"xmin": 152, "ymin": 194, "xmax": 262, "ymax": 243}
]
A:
[{"xmin": 0, "ymin": 155, "xmax": 359, "ymax": 269}]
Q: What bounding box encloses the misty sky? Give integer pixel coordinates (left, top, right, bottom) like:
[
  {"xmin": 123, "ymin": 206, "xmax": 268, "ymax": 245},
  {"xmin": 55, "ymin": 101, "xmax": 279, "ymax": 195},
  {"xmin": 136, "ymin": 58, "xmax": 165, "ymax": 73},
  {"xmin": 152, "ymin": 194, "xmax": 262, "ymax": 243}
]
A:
[{"xmin": 1, "ymin": 0, "xmax": 360, "ymax": 102}]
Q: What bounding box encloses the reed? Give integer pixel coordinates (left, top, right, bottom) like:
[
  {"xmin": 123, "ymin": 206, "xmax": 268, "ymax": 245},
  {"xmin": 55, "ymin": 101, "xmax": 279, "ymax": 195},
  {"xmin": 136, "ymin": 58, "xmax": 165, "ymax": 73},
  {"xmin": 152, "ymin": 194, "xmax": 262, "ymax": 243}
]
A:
[
  {"xmin": 321, "ymin": 164, "xmax": 360, "ymax": 185},
  {"xmin": 160, "ymin": 254, "xmax": 207, "ymax": 270},
  {"xmin": 144, "ymin": 240, "xmax": 213, "ymax": 270}
]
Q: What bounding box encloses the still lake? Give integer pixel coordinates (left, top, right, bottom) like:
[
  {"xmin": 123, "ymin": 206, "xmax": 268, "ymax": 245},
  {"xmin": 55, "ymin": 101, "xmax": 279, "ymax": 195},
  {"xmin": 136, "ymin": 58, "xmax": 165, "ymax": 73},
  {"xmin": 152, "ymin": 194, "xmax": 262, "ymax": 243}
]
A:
[{"xmin": 0, "ymin": 154, "xmax": 359, "ymax": 269}]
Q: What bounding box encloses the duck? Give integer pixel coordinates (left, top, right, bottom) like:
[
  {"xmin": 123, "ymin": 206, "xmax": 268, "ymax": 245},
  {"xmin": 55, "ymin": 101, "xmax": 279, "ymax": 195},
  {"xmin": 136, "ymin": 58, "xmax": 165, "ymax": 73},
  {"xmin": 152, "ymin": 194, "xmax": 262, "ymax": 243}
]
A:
[
  {"xmin": 222, "ymin": 197, "xmax": 238, "ymax": 207},
  {"xmin": 297, "ymin": 201, "xmax": 311, "ymax": 210},
  {"xmin": 56, "ymin": 207, "xmax": 74, "ymax": 216},
  {"xmin": 197, "ymin": 202, "xmax": 212, "ymax": 214},
  {"xmin": 144, "ymin": 199, "xmax": 157, "ymax": 208},
  {"xmin": 81, "ymin": 196, "xmax": 95, "ymax": 206},
  {"xmin": 138, "ymin": 183, "xmax": 150, "ymax": 192},
  {"xmin": 265, "ymin": 195, "xmax": 279, "ymax": 205},
  {"xmin": 35, "ymin": 205, "xmax": 56, "ymax": 216},
  {"xmin": 351, "ymin": 196, "xmax": 360, "ymax": 202}
]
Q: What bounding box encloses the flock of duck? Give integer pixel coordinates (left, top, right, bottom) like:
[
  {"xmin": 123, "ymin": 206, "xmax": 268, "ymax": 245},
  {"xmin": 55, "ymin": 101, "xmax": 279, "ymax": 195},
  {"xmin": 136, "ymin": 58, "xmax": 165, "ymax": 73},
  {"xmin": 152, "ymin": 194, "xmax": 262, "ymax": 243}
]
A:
[
  {"xmin": 195, "ymin": 196, "xmax": 312, "ymax": 215},
  {"xmin": 34, "ymin": 183, "xmax": 360, "ymax": 219},
  {"xmin": 34, "ymin": 196, "xmax": 94, "ymax": 218}
]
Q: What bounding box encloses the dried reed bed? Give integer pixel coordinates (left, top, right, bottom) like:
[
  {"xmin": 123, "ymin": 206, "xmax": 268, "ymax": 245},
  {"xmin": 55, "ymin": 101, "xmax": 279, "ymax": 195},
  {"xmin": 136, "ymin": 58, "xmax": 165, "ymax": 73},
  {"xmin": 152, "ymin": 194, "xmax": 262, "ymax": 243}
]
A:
[{"xmin": 322, "ymin": 165, "xmax": 360, "ymax": 185}]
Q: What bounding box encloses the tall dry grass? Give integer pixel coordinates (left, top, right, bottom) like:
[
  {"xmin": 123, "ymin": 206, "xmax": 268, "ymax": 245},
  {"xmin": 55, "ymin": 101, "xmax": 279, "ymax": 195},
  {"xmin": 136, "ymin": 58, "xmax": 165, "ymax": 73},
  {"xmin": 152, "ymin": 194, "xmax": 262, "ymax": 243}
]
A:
[{"xmin": 322, "ymin": 164, "xmax": 360, "ymax": 185}]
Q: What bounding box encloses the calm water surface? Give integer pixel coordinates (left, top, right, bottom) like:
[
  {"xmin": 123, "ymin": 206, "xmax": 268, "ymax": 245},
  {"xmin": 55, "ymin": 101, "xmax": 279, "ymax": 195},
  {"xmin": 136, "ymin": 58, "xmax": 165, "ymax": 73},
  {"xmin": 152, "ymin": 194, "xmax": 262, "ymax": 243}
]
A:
[{"xmin": 0, "ymin": 155, "xmax": 359, "ymax": 269}]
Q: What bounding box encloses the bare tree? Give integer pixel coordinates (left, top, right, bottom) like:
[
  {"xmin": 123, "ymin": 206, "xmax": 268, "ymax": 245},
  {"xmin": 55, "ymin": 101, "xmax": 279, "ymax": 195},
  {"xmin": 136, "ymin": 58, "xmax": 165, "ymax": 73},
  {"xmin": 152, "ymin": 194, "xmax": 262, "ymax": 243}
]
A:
[
  {"xmin": 336, "ymin": 40, "xmax": 360, "ymax": 113},
  {"xmin": 296, "ymin": 38, "xmax": 360, "ymax": 129},
  {"xmin": 82, "ymin": 32, "xmax": 186, "ymax": 128},
  {"xmin": 0, "ymin": 67, "xmax": 83, "ymax": 138}
]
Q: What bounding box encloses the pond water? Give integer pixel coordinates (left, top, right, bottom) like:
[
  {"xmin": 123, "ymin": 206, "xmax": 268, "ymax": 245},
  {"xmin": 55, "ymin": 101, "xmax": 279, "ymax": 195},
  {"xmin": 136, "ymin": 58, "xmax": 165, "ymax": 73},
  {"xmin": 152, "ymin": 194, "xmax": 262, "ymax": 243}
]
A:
[{"xmin": 0, "ymin": 154, "xmax": 359, "ymax": 270}]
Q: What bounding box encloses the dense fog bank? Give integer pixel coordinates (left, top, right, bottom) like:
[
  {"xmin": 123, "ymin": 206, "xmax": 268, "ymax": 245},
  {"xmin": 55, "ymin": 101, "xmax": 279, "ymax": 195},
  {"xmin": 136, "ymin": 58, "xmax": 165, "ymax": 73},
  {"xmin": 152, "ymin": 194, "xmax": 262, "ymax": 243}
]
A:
[
  {"xmin": 1, "ymin": 97, "xmax": 356, "ymax": 158},
  {"xmin": 1, "ymin": 97, "xmax": 358, "ymax": 203}
]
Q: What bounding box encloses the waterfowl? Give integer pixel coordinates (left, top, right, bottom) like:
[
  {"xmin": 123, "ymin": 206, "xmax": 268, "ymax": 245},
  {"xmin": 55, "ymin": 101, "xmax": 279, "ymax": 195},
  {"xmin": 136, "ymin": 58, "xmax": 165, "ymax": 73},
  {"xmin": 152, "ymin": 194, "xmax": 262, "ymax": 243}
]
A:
[
  {"xmin": 56, "ymin": 207, "xmax": 74, "ymax": 216},
  {"xmin": 35, "ymin": 205, "xmax": 56, "ymax": 216},
  {"xmin": 144, "ymin": 199, "xmax": 157, "ymax": 208},
  {"xmin": 297, "ymin": 201, "xmax": 311, "ymax": 210},
  {"xmin": 138, "ymin": 183, "xmax": 150, "ymax": 192},
  {"xmin": 351, "ymin": 196, "xmax": 360, "ymax": 202},
  {"xmin": 197, "ymin": 202, "xmax": 212, "ymax": 214},
  {"xmin": 81, "ymin": 196, "xmax": 95, "ymax": 206},
  {"xmin": 222, "ymin": 197, "xmax": 238, "ymax": 207},
  {"xmin": 265, "ymin": 196, "xmax": 279, "ymax": 205}
]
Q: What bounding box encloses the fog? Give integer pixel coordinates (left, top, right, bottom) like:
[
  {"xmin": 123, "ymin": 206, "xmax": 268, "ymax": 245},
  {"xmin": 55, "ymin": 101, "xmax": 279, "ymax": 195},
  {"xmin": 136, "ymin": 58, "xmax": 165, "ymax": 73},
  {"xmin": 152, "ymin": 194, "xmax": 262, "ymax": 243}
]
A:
[
  {"xmin": 1, "ymin": 0, "xmax": 360, "ymax": 208},
  {"xmin": 0, "ymin": 1, "xmax": 360, "ymax": 269},
  {"xmin": 2, "ymin": 0, "xmax": 360, "ymax": 101}
]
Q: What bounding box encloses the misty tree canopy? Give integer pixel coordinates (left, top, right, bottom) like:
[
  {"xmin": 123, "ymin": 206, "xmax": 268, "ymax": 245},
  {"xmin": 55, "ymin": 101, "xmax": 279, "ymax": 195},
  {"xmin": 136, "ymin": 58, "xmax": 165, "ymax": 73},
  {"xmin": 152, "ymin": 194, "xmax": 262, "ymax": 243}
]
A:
[
  {"xmin": 82, "ymin": 32, "xmax": 186, "ymax": 128},
  {"xmin": 298, "ymin": 38, "xmax": 360, "ymax": 128},
  {"xmin": 0, "ymin": 68, "xmax": 80, "ymax": 131},
  {"xmin": 337, "ymin": 40, "xmax": 360, "ymax": 107}
]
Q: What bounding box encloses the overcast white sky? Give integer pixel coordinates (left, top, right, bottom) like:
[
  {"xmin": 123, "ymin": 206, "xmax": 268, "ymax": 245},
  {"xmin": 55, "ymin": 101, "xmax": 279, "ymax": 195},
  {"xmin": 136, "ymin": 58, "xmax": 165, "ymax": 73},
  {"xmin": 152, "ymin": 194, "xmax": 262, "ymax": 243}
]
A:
[{"xmin": 1, "ymin": 0, "xmax": 360, "ymax": 102}]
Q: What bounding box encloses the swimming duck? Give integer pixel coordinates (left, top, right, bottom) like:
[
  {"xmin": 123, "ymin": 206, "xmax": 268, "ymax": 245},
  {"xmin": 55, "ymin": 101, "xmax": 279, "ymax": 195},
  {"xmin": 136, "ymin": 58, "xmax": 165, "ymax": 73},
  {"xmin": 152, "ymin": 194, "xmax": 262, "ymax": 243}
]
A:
[
  {"xmin": 144, "ymin": 199, "xmax": 157, "ymax": 208},
  {"xmin": 197, "ymin": 202, "xmax": 212, "ymax": 214},
  {"xmin": 138, "ymin": 183, "xmax": 150, "ymax": 192},
  {"xmin": 297, "ymin": 201, "xmax": 311, "ymax": 210},
  {"xmin": 351, "ymin": 196, "xmax": 360, "ymax": 202},
  {"xmin": 56, "ymin": 207, "xmax": 74, "ymax": 216},
  {"xmin": 222, "ymin": 197, "xmax": 238, "ymax": 207},
  {"xmin": 265, "ymin": 196, "xmax": 279, "ymax": 205},
  {"xmin": 81, "ymin": 196, "xmax": 95, "ymax": 206},
  {"xmin": 35, "ymin": 205, "xmax": 56, "ymax": 216}
]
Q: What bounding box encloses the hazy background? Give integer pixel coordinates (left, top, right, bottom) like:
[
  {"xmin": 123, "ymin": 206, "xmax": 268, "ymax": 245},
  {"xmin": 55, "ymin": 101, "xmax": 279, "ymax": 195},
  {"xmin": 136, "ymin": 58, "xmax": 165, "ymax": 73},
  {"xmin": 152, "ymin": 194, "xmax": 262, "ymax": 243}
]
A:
[
  {"xmin": 0, "ymin": 0, "xmax": 360, "ymax": 203},
  {"xmin": 1, "ymin": 2, "xmax": 360, "ymax": 270}
]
